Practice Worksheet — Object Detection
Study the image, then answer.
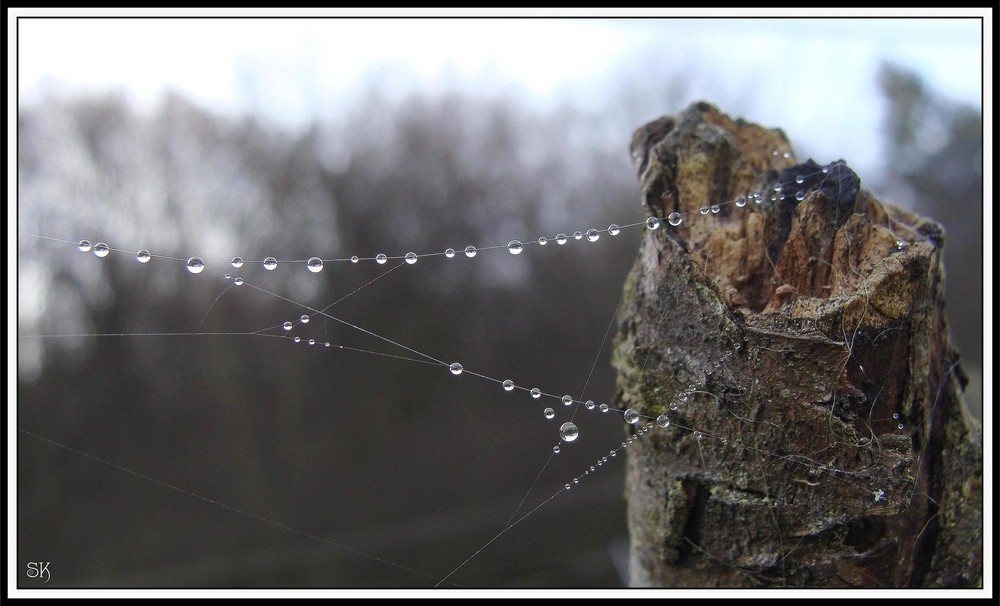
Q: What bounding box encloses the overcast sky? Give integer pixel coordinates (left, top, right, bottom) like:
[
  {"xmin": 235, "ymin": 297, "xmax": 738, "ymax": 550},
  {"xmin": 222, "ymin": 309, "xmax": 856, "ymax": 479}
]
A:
[{"xmin": 10, "ymin": 11, "xmax": 990, "ymax": 187}]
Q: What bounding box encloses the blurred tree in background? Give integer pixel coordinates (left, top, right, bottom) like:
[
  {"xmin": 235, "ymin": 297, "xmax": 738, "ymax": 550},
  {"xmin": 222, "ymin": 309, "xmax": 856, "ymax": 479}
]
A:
[{"xmin": 878, "ymin": 62, "xmax": 984, "ymax": 418}]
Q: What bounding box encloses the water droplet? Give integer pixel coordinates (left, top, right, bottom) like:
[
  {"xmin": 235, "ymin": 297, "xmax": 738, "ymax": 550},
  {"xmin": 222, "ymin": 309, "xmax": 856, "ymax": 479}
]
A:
[
  {"xmin": 735, "ymin": 195, "xmax": 747, "ymax": 208},
  {"xmin": 772, "ymin": 149, "xmax": 780, "ymax": 157},
  {"xmin": 78, "ymin": 240, "xmax": 92, "ymax": 252},
  {"xmin": 283, "ymin": 321, "xmax": 293, "ymax": 331},
  {"xmin": 307, "ymin": 257, "xmax": 324, "ymax": 272},
  {"xmin": 608, "ymin": 224, "xmax": 620, "ymax": 236},
  {"xmin": 645, "ymin": 217, "xmax": 660, "ymax": 230},
  {"xmin": 300, "ymin": 314, "xmax": 309, "ymax": 324},
  {"xmin": 560, "ymin": 422, "xmax": 579, "ymax": 442},
  {"xmin": 325, "ymin": 342, "xmax": 331, "ymax": 347},
  {"xmin": 562, "ymin": 395, "xmax": 573, "ymax": 406},
  {"xmin": 584, "ymin": 400, "xmax": 595, "ymax": 410},
  {"xmin": 224, "ymin": 274, "xmax": 231, "ymax": 280},
  {"xmin": 795, "ymin": 190, "xmax": 806, "ymax": 201},
  {"xmin": 543, "ymin": 407, "xmax": 555, "ymax": 420},
  {"xmin": 624, "ymin": 408, "xmax": 640, "ymax": 424},
  {"xmin": 656, "ymin": 414, "xmax": 671, "ymax": 428},
  {"xmin": 897, "ymin": 423, "xmax": 905, "ymax": 430},
  {"xmin": 530, "ymin": 388, "xmax": 542, "ymax": 399},
  {"xmin": 573, "ymin": 231, "xmax": 583, "ymax": 240},
  {"xmin": 553, "ymin": 445, "xmax": 561, "ymax": 454},
  {"xmin": 503, "ymin": 380, "xmax": 515, "ymax": 392},
  {"xmin": 263, "ymin": 257, "xmax": 278, "ymax": 270},
  {"xmin": 231, "ymin": 257, "xmax": 244, "ymax": 268},
  {"xmin": 186, "ymin": 256, "xmax": 205, "ymax": 273},
  {"xmin": 753, "ymin": 193, "xmax": 764, "ymax": 204},
  {"xmin": 610, "ymin": 451, "xmax": 617, "ymax": 457},
  {"xmin": 234, "ymin": 277, "xmax": 244, "ymax": 286},
  {"xmin": 795, "ymin": 174, "xmax": 806, "ymax": 184},
  {"xmin": 669, "ymin": 402, "xmax": 679, "ymax": 411},
  {"xmin": 710, "ymin": 204, "xmax": 721, "ymax": 214},
  {"xmin": 892, "ymin": 412, "xmax": 900, "ymax": 420},
  {"xmin": 896, "ymin": 239, "xmax": 907, "ymax": 251},
  {"xmin": 586, "ymin": 229, "xmax": 600, "ymax": 242},
  {"xmin": 694, "ymin": 431, "xmax": 704, "ymax": 440},
  {"xmin": 404, "ymin": 252, "xmax": 418, "ymax": 264},
  {"xmin": 136, "ymin": 250, "xmax": 151, "ymax": 263},
  {"xmin": 308, "ymin": 339, "xmax": 315, "ymax": 345},
  {"xmin": 537, "ymin": 237, "xmax": 547, "ymax": 246},
  {"xmin": 93, "ymin": 243, "xmax": 110, "ymax": 258},
  {"xmin": 565, "ymin": 484, "xmax": 571, "ymax": 490},
  {"xmin": 293, "ymin": 336, "xmax": 301, "ymax": 343},
  {"xmin": 783, "ymin": 151, "xmax": 792, "ymax": 159},
  {"xmin": 599, "ymin": 403, "xmax": 609, "ymax": 413},
  {"xmin": 444, "ymin": 248, "xmax": 456, "ymax": 258},
  {"xmin": 464, "ymin": 246, "xmax": 477, "ymax": 258},
  {"xmin": 773, "ymin": 184, "xmax": 783, "ymax": 193},
  {"xmin": 668, "ymin": 212, "xmax": 683, "ymax": 226},
  {"xmin": 507, "ymin": 240, "xmax": 523, "ymax": 255},
  {"xmin": 375, "ymin": 254, "xmax": 388, "ymax": 264},
  {"xmin": 822, "ymin": 165, "xmax": 831, "ymax": 174},
  {"xmin": 449, "ymin": 362, "xmax": 463, "ymax": 376},
  {"xmin": 699, "ymin": 205, "xmax": 710, "ymax": 215},
  {"xmin": 350, "ymin": 256, "xmax": 359, "ymax": 264}
]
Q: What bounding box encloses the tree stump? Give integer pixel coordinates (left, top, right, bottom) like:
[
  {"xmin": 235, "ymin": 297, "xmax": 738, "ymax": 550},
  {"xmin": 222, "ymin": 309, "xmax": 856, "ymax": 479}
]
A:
[{"xmin": 614, "ymin": 102, "xmax": 982, "ymax": 588}]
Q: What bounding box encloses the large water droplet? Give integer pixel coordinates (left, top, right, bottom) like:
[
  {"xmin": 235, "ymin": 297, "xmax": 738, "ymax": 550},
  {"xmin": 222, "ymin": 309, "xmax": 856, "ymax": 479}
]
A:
[
  {"xmin": 350, "ymin": 256, "xmax": 359, "ymax": 264},
  {"xmin": 699, "ymin": 205, "xmax": 710, "ymax": 215},
  {"xmin": 608, "ymin": 224, "xmax": 620, "ymax": 236},
  {"xmin": 136, "ymin": 250, "xmax": 151, "ymax": 263},
  {"xmin": 586, "ymin": 229, "xmax": 600, "ymax": 242},
  {"xmin": 795, "ymin": 190, "xmax": 806, "ymax": 201},
  {"xmin": 449, "ymin": 362, "xmax": 463, "ymax": 376},
  {"xmin": 283, "ymin": 321, "xmax": 293, "ymax": 331},
  {"xmin": 263, "ymin": 257, "xmax": 278, "ymax": 271},
  {"xmin": 231, "ymin": 257, "xmax": 244, "ymax": 268},
  {"xmin": 507, "ymin": 240, "xmax": 523, "ymax": 255},
  {"xmin": 656, "ymin": 414, "xmax": 671, "ymax": 428},
  {"xmin": 795, "ymin": 174, "xmax": 806, "ymax": 184},
  {"xmin": 78, "ymin": 240, "xmax": 92, "ymax": 252},
  {"xmin": 735, "ymin": 195, "xmax": 747, "ymax": 208},
  {"xmin": 537, "ymin": 237, "xmax": 548, "ymax": 246},
  {"xmin": 624, "ymin": 408, "xmax": 640, "ymax": 424},
  {"xmin": 710, "ymin": 204, "xmax": 721, "ymax": 214},
  {"xmin": 559, "ymin": 422, "xmax": 580, "ymax": 442},
  {"xmin": 186, "ymin": 256, "xmax": 205, "ymax": 273},
  {"xmin": 502, "ymin": 380, "xmax": 515, "ymax": 392},
  {"xmin": 584, "ymin": 400, "xmax": 595, "ymax": 410},
  {"xmin": 646, "ymin": 217, "xmax": 660, "ymax": 230},
  {"xmin": 93, "ymin": 243, "xmax": 110, "ymax": 258},
  {"xmin": 555, "ymin": 234, "xmax": 568, "ymax": 245},
  {"xmin": 573, "ymin": 231, "xmax": 583, "ymax": 240},
  {"xmin": 543, "ymin": 407, "xmax": 555, "ymax": 419},
  {"xmin": 464, "ymin": 246, "xmax": 477, "ymax": 258},
  {"xmin": 530, "ymin": 388, "xmax": 542, "ymax": 399},
  {"xmin": 300, "ymin": 314, "xmax": 310, "ymax": 324},
  {"xmin": 561, "ymin": 395, "xmax": 573, "ymax": 406},
  {"xmin": 668, "ymin": 212, "xmax": 683, "ymax": 226},
  {"xmin": 599, "ymin": 403, "xmax": 609, "ymax": 413},
  {"xmin": 233, "ymin": 277, "xmax": 244, "ymax": 286},
  {"xmin": 445, "ymin": 248, "xmax": 456, "ymax": 258},
  {"xmin": 375, "ymin": 253, "xmax": 388, "ymax": 264},
  {"xmin": 404, "ymin": 252, "xmax": 418, "ymax": 264},
  {"xmin": 553, "ymin": 445, "xmax": 560, "ymax": 454},
  {"xmin": 307, "ymin": 257, "xmax": 324, "ymax": 272}
]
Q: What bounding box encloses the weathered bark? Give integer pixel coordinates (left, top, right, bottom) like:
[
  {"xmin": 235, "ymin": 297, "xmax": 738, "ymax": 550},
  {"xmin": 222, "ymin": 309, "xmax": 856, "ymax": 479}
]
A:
[{"xmin": 614, "ymin": 102, "xmax": 982, "ymax": 588}]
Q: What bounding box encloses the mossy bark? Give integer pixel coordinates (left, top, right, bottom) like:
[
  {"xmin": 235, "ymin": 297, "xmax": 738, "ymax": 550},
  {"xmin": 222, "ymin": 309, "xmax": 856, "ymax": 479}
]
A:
[{"xmin": 615, "ymin": 102, "xmax": 982, "ymax": 588}]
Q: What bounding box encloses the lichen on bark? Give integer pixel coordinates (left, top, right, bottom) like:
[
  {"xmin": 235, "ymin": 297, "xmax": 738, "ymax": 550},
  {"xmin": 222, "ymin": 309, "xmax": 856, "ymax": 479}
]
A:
[{"xmin": 615, "ymin": 102, "xmax": 982, "ymax": 588}]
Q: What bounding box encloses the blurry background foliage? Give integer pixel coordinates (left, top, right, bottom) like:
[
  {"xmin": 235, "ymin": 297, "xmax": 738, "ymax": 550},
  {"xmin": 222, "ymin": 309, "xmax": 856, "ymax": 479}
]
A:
[{"xmin": 17, "ymin": 38, "xmax": 983, "ymax": 587}]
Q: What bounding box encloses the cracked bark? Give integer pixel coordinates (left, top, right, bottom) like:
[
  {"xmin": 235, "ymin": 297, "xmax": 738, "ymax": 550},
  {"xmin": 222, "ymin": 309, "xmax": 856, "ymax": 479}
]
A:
[{"xmin": 615, "ymin": 102, "xmax": 982, "ymax": 588}]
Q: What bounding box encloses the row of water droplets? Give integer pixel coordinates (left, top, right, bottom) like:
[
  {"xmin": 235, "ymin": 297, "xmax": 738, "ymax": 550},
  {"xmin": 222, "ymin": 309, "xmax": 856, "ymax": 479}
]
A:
[
  {"xmin": 65, "ymin": 156, "xmax": 855, "ymax": 476},
  {"xmin": 70, "ymin": 159, "xmax": 845, "ymax": 278}
]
